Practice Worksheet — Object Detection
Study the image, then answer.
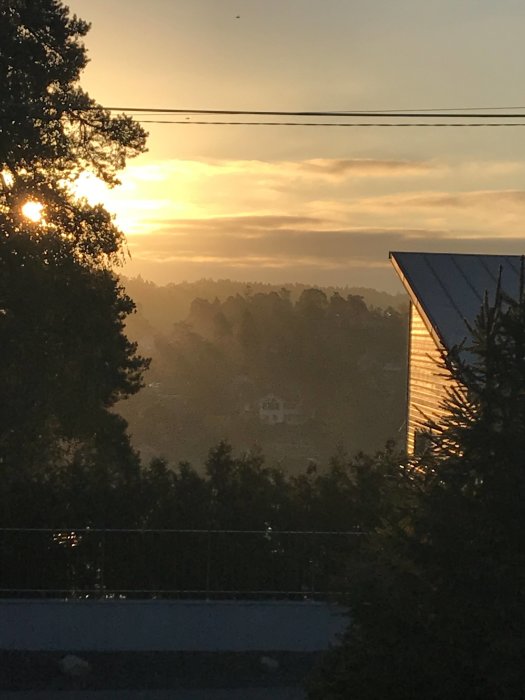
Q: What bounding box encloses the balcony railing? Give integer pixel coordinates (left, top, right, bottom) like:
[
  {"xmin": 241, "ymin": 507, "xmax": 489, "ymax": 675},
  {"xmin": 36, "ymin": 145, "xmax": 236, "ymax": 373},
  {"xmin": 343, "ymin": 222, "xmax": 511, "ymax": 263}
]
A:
[{"xmin": 0, "ymin": 528, "xmax": 364, "ymax": 600}]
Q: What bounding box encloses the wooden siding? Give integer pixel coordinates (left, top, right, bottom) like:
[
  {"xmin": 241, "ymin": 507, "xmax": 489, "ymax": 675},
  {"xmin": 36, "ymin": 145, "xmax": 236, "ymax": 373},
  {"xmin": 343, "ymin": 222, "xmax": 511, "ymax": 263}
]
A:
[{"xmin": 407, "ymin": 304, "xmax": 453, "ymax": 454}]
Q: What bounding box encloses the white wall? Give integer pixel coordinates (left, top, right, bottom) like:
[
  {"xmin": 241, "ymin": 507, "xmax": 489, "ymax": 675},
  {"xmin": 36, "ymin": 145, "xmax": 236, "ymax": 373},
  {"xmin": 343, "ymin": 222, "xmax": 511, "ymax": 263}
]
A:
[{"xmin": 0, "ymin": 599, "xmax": 347, "ymax": 652}]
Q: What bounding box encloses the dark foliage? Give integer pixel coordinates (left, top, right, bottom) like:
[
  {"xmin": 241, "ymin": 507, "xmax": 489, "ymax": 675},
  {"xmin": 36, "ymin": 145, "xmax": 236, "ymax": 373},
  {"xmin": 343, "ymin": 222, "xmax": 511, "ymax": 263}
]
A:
[
  {"xmin": 0, "ymin": 1, "xmax": 148, "ymax": 479},
  {"xmin": 0, "ymin": 439, "xmax": 401, "ymax": 597},
  {"xmin": 308, "ymin": 272, "xmax": 525, "ymax": 700}
]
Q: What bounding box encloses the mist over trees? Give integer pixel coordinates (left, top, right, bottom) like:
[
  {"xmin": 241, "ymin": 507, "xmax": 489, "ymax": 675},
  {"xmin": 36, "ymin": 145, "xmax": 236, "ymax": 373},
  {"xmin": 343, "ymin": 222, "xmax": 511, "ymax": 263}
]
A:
[
  {"xmin": 120, "ymin": 280, "xmax": 408, "ymax": 470},
  {"xmin": 123, "ymin": 276, "xmax": 407, "ymax": 330}
]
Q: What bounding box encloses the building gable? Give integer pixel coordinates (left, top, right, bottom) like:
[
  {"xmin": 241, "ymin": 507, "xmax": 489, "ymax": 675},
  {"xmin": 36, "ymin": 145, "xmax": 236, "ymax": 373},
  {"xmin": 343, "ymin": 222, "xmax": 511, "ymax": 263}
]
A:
[{"xmin": 390, "ymin": 251, "xmax": 523, "ymax": 453}]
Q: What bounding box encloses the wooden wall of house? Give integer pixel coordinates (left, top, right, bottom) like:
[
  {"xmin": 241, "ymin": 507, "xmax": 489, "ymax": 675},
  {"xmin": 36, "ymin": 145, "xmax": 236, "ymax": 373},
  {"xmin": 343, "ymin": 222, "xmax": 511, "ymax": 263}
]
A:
[{"xmin": 407, "ymin": 304, "xmax": 452, "ymax": 454}]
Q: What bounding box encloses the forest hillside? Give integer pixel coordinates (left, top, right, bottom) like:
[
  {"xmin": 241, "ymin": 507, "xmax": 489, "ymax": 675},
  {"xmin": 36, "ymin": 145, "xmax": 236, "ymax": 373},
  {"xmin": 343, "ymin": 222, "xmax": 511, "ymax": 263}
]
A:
[{"xmin": 119, "ymin": 277, "xmax": 408, "ymax": 471}]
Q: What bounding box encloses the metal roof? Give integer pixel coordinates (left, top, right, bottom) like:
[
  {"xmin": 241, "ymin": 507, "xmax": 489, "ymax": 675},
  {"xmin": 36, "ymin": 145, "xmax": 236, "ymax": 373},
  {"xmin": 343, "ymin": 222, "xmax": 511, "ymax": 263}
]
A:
[{"xmin": 390, "ymin": 251, "xmax": 523, "ymax": 352}]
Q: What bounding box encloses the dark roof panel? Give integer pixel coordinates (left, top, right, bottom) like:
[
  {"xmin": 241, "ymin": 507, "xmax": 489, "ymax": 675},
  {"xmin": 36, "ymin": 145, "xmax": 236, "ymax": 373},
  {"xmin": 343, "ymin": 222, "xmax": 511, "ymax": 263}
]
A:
[{"xmin": 390, "ymin": 252, "xmax": 523, "ymax": 351}]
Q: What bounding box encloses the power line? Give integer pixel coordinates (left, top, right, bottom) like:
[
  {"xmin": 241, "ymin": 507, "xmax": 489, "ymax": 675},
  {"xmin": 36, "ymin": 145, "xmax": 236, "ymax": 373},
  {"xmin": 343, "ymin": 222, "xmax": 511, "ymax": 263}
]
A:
[
  {"xmin": 105, "ymin": 106, "xmax": 525, "ymax": 119},
  {"xmin": 138, "ymin": 119, "xmax": 525, "ymax": 127},
  {"xmin": 99, "ymin": 105, "xmax": 525, "ymax": 127},
  {"xmin": 356, "ymin": 106, "xmax": 525, "ymax": 112}
]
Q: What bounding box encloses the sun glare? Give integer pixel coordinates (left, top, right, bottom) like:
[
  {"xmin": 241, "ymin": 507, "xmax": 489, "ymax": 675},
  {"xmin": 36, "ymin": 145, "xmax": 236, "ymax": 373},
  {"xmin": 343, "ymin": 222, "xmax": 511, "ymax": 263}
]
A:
[
  {"xmin": 74, "ymin": 172, "xmax": 109, "ymax": 204},
  {"xmin": 21, "ymin": 201, "xmax": 44, "ymax": 223}
]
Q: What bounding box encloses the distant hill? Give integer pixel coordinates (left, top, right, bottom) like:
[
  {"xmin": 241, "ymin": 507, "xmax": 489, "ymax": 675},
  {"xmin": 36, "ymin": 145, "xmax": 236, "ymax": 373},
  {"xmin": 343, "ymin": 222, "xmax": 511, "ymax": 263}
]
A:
[
  {"xmin": 121, "ymin": 276, "xmax": 408, "ymax": 335},
  {"xmin": 118, "ymin": 278, "xmax": 408, "ymax": 472}
]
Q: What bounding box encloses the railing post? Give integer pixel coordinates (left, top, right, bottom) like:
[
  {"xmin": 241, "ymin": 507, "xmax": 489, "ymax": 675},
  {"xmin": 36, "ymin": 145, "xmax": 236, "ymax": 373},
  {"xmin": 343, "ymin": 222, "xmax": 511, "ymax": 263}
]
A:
[
  {"xmin": 99, "ymin": 529, "xmax": 106, "ymax": 597},
  {"xmin": 310, "ymin": 532, "xmax": 316, "ymax": 600},
  {"xmin": 205, "ymin": 529, "xmax": 211, "ymax": 599}
]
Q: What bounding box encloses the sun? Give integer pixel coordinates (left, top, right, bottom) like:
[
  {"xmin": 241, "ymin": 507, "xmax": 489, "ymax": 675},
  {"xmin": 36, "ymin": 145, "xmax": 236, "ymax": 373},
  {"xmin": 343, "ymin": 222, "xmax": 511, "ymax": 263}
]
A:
[{"xmin": 21, "ymin": 200, "xmax": 44, "ymax": 223}]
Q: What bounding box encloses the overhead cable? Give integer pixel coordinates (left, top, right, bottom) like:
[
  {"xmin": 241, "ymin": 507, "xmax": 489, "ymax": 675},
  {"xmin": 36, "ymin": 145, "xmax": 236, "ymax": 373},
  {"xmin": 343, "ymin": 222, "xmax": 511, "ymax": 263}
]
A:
[
  {"xmin": 105, "ymin": 106, "xmax": 525, "ymax": 119},
  {"xmin": 138, "ymin": 119, "xmax": 525, "ymax": 127}
]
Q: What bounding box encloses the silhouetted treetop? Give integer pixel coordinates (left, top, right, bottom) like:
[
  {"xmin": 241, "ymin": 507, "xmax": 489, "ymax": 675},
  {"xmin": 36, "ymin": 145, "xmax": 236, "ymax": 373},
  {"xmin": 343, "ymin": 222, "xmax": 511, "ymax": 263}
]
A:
[{"xmin": 0, "ymin": 0, "xmax": 147, "ymax": 266}]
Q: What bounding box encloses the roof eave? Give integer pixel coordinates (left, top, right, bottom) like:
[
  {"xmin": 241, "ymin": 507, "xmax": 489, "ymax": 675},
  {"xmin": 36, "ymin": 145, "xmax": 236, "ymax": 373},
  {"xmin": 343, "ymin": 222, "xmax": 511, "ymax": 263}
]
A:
[{"xmin": 389, "ymin": 252, "xmax": 446, "ymax": 351}]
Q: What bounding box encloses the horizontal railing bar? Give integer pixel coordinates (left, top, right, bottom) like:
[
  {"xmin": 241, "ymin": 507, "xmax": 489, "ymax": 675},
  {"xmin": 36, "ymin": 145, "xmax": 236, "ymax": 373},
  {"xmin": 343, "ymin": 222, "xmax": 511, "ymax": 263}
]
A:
[
  {"xmin": 0, "ymin": 528, "xmax": 365, "ymax": 535},
  {"xmin": 0, "ymin": 588, "xmax": 346, "ymax": 595}
]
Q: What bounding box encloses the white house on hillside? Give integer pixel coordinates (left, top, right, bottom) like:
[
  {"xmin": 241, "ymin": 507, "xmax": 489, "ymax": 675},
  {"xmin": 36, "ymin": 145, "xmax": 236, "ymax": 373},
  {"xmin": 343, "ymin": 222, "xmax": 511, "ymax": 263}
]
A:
[{"xmin": 258, "ymin": 394, "xmax": 308, "ymax": 426}]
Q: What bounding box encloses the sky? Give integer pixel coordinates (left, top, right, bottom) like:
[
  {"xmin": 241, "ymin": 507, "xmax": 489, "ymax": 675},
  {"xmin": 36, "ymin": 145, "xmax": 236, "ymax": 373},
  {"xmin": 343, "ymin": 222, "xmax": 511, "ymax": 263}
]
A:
[{"xmin": 67, "ymin": 0, "xmax": 525, "ymax": 292}]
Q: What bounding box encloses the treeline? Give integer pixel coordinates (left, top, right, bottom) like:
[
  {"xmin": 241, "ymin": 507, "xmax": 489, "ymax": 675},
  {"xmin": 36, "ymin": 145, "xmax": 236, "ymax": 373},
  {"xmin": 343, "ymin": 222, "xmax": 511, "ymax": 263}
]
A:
[
  {"xmin": 120, "ymin": 286, "xmax": 408, "ymax": 468},
  {"xmin": 123, "ymin": 276, "xmax": 407, "ymax": 333},
  {"xmin": 0, "ymin": 441, "xmax": 399, "ymax": 596}
]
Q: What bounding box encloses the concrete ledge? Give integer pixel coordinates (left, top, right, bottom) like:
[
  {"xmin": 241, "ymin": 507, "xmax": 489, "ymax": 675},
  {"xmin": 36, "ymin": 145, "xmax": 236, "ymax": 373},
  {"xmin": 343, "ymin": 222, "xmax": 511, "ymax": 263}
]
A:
[
  {"xmin": 0, "ymin": 600, "xmax": 347, "ymax": 652},
  {"xmin": 0, "ymin": 650, "xmax": 316, "ymax": 693}
]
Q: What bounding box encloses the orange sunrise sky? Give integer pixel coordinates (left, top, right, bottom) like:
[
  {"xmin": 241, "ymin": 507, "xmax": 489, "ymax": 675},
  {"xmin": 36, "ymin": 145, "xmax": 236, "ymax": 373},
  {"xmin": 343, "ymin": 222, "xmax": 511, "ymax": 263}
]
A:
[{"xmin": 68, "ymin": 0, "xmax": 525, "ymax": 291}]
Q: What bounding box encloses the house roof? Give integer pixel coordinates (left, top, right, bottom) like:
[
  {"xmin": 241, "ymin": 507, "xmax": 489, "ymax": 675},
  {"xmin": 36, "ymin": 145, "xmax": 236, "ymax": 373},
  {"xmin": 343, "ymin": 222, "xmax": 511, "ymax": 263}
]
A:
[{"xmin": 390, "ymin": 251, "xmax": 523, "ymax": 352}]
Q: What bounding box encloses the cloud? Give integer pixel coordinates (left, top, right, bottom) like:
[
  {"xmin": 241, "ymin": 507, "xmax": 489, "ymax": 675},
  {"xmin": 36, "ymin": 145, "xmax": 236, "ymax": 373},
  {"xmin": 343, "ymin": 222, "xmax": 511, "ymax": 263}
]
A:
[
  {"xmin": 381, "ymin": 189, "xmax": 525, "ymax": 209},
  {"xmin": 459, "ymin": 161, "xmax": 525, "ymax": 178},
  {"xmin": 107, "ymin": 155, "xmax": 525, "ymax": 289},
  {"xmin": 296, "ymin": 188, "xmax": 525, "ymax": 237},
  {"xmin": 134, "ymin": 185, "xmax": 525, "ymax": 241},
  {"xmin": 294, "ymin": 158, "xmax": 437, "ymax": 178},
  {"xmin": 311, "ymin": 189, "xmax": 525, "ymax": 214},
  {"xmin": 142, "ymin": 157, "xmax": 437, "ymax": 180},
  {"xmin": 148, "ymin": 214, "xmax": 324, "ymax": 233},
  {"xmin": 127, "ymin": 219, "xmax": 525, "ymax": 270},
  {"xmin": 123, "ymin": 216, "xmax": 525, "ymax": 290},
  {"xmin": 101, "ymin": 155, "xmax": 525, "ymax": 238}
]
